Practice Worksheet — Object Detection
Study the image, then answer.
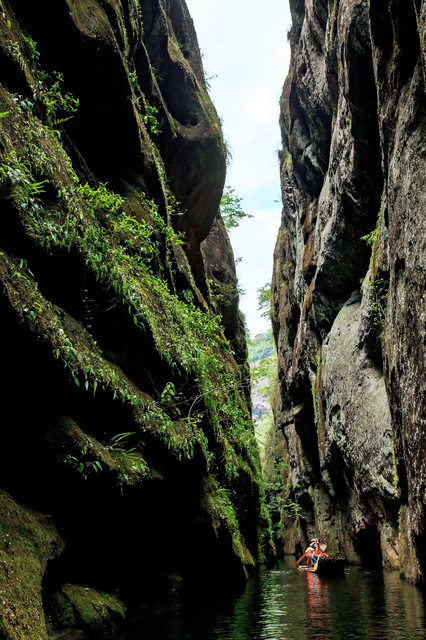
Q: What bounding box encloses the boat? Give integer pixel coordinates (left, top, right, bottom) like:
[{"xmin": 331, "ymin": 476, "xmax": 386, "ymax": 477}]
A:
[{"xmin": 298, "ymin": 556, "xmax": 346, "ymax": 576}]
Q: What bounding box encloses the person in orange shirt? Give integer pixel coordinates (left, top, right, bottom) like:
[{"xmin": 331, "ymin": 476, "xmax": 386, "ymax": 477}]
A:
[
  {"xmin": 311, "ymin": 538, "xmax": 329, "ymax": 565},
  {"xmin": 306, "ymin": 538, "xmax": 329, "ymax": 565}
]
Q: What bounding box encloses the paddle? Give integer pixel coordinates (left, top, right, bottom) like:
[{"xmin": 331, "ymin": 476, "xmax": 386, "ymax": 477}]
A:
[{"xmin": 295, "ymin": 553, "xmax": 306, "ymax": 567}]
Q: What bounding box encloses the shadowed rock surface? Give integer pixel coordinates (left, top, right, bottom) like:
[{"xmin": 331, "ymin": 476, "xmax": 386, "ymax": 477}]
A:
[
  {"xmin": 271, "ymin": 0, "xmax": 425, "ymax": 583},
  {"xmin": 0, "ymin": 1, "xmax": 263, "ymax": 636}
]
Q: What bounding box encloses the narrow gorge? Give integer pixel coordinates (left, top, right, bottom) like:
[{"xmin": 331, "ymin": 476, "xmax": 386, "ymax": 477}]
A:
[{"xmin": 0, "ymin": 1, "xmax": 424, "ymax": 638}]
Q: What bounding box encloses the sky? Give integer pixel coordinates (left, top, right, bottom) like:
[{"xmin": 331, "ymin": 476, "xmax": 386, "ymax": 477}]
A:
[{"xmin": 185, "ymin": 0, "xmax": 292, "ymax": 337}]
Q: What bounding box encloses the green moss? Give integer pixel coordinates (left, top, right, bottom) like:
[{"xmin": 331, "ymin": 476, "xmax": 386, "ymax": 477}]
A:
[
  {"xmin": 0, "ymin": 490, "xmax": 64, "ymax": 639},
  {"xmin": 202, "ymin": 476, "xmax": 255, "ymax": 567},
  {"xmin": 361, "ymin": 189, "xmax": 385, "ymax": 277},
  {"xmin": 0, "ymin": 87, "xmax": 258, "ymax": 550},
  {"xmin": 49, "ymin": 584, "xmax": 126, "ymax": 634},
  {"xmin": 329, "ymin": 0, "xmax": 338, "ymax": 46},
  {"xmin": 0, "ymin": 5, "xmax": 261, "ymax": 595}
]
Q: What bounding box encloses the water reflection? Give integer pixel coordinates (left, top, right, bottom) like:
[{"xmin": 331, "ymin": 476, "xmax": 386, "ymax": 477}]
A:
[{"xmin": 50, "ymin": 560, "xmax": 426, "ymax": 640}]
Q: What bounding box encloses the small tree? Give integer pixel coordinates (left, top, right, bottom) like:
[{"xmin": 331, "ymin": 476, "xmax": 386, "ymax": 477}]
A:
[
  {"xmin": 257, "ymin": 283, "xmax": 271, "ymax": 318},
  {"xmin": 220, "ymin": 185, "xmax": 252, "ymax": 231}
]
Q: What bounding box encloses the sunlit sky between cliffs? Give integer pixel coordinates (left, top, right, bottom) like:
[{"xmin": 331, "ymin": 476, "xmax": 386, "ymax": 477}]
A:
[{"xmin": 185, "ymin": 0, "xmax": 291, "ymax": 337}]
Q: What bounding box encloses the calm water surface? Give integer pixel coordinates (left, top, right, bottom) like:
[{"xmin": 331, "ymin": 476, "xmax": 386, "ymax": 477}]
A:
[
  {"xmin": 54, "ymin": 558, "xmax": 426, "ymax": 640},
  {"xmin": 131, "ymin": 559, "xmax": 426, "ymax": 640}
]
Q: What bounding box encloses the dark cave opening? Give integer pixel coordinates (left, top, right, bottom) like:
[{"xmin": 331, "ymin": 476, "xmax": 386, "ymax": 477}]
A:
[{"xmin": 354, "ymin": 527, "xmax": 383, "ymax": 570}]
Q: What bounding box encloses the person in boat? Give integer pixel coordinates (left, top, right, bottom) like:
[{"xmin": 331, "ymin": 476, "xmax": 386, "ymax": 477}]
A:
[
  {"xmin": 306, "ymin": 538, "xmax": 329, "ymax": 566},
  {"xmin": 304, "ymin": 539, "xmax": 318, "ymax": 565},
  {"xmin": 311, "ymin": 538, "xmax": 329, "ymax": 565}
]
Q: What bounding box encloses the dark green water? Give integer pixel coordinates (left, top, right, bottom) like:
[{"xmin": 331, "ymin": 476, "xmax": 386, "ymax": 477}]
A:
[
  {"xmin": 52, "ymin": 558, "xmax": 426, "ymax": 640},
  {"xmin": 125, "ymin": 558, "xmax": 426, "ymax": 640}
]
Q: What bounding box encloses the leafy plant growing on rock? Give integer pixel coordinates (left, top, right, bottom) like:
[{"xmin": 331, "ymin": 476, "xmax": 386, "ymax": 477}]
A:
[
  {"xmin": 0, "ymin": 151, "xmax": 47, "ymax": 210},
  {"xmin": 365, "ymin": 276, "xmax": 389, "ymax": 331},
  {"xmin": 107, "ymin": 432, "xmax": 148, "ymax": 473},
  {"xmin": 64, "ymin": 446, "xmax": 103, "ymax": 480},
  {"xmin": 21, "ymin": 33, "xmax": 79, "ymax": 126},
  {"xmin": 220, "ymin": 186, "xmax": 252, "ymax": 231},
  {"xmin": 257, "ymin": 283, "xmax": 272, "ymax": 319},
  {"xmin": 143, "ymin": 104, "xmax": 161, "ymax": 135}
]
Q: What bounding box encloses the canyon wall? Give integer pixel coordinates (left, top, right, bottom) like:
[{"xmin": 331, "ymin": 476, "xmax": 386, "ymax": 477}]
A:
[
  {"xmin": 0, "ymin": 1, "xmax": 263, "ymax": 636},
  {"xmin": 272, "ymin": 0, "xmax": 425, "ymax": 583}
]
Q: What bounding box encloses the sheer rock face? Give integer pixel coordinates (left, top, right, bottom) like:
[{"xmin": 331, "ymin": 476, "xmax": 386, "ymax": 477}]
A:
[
  {"xmin": 0, "ymin": 1, "xmax": 260, "ymax": 636},
  {"xmin": 272, "ymin": 0, "xmax": 425, "ymax": 582}
]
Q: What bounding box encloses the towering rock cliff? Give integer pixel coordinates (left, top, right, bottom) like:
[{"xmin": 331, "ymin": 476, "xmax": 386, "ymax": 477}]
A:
[
  {"xmin": 272, "ymin": 0, "xmax": 425, "ymax": 583},
  {"xmin": 0, "ymin": 1, "xmax": 262, "ymax": 636}
]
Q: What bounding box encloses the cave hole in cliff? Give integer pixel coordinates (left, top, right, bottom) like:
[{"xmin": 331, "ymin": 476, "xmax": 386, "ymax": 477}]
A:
[
  {"xmin": 168, "ymin": 0, "xmax": 197, "ymax": 64},
  {"xmin": 347, "ymin": 7, "xmax": 384, "ymax": 205},
  {"xmin": 326, "ymin": 440, "xmax": 352, "ymax": 502},
  {"xmin": 161, "ymin": 63, "xmax": 201, "ymax": 127},
  {"xmin": 40, "ymin": 447, "xmax": 244, "ymax": 609},
  {"xmin": 354, "ymin": 528, "xmax": 383, "ymax": 570}
]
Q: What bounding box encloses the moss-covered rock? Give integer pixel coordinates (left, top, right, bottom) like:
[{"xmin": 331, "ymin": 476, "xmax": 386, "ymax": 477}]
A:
[
  {"xmin": 48, "ymin": 584, "xmax": 126, "ymax": 635},
  {"xmin": 0, "ymin": 490, "xmax": 64, "ymax": 639},
  {"xmin": 0, "ymin": 0, "xmax": 263, "ymax": 633}
]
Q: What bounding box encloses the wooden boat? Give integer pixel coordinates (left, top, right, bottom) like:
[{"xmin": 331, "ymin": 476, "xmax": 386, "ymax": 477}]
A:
[
  {"xmin": 298, "ymin": 556, "xmax": 346, "ymax": 576},
  {"xmin": 314, "ymin": 556, "xmax": 346, "ymax": 576}
]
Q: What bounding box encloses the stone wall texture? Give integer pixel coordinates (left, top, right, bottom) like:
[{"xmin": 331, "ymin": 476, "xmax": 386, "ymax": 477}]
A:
[
  {"xmin": 272, "ymin": 0, "xmax": 425, "ymax": 583},
  {"xmin": 0, "ymin": 1, "xmax": 262, "ymax": 636}
]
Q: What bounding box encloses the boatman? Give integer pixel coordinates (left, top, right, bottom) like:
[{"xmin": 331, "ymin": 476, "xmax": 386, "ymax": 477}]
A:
[{"xmin": 305, "ymin": 539, "xmax": 318, "ymax": 565}]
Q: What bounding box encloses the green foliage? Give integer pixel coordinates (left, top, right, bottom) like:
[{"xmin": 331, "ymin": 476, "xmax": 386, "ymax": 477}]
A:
[
  {"xmin": 0, "ymin": 151, "xmax": 47, "ymax": 210},
  {"xmin": 251, "ymin": 353, "xmax": 277, "ymax": 391},
  {"xmin": 364, "ymin": 276, "xmax": 389, "ymax": 331},
  {"xmin": 219, "ymin": 185, "xmax": 252, "ymax": 231},
  {"xmin": 76, "ymin": 181, "xmax": 123, "ymax": 213},
  {"xmin": 41, "ymin": 70, "xmax": 79, "ymax": 125},
  {"xmin": 257, "ymin": 282, "xmax": 272, "ymax": 319},
  {"xmin": 361, "ymin": 190, "xmax": 384, "ymax": 249},
  {"xmin": 248, "ymin": 328, "xmax": 275, "ymax": 363},
  {"xmin": 64, "ymin": 445, "xmax": 103, "ymax": 480},
  {"xmin": 134, "ymin": 0, "xmax": 143, "ymax": 19},
  {"xmin": 0, "ymin": 63, "xmax": 261, "ymax": 551},
  {"xmin": 1, "ymin": 160, "xmax": 256, "ymax": 476},
  {"xmin": 20, "ymin": 32, "xmax": 79, "ymax": 125},
  {"xmin": 264, "ymin": 456, "xmax": 304, "ymax": 522},
  {"xmin": 107, "ymin": 432, "xmax": 148, "ymax": 473},
  {"xmin": 142, "ymin": 104, "xmax": 161, "ymax": 135}
]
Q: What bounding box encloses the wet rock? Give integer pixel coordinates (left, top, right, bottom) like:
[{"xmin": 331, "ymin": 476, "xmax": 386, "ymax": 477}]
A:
[
  {"xmin": 0, "ymin": 0, "xmax": 261, "ymax": 634},
  {"xmin": 272, "ymin": 0, "xmax": 425, "ymax": 582},
  {"xmin": 0, "ymin": 490, "xmax": 64, "ymax": 640},
  {"xmin": 47, "ymin": 584, "xmax": 126, "ymax": 636}
]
